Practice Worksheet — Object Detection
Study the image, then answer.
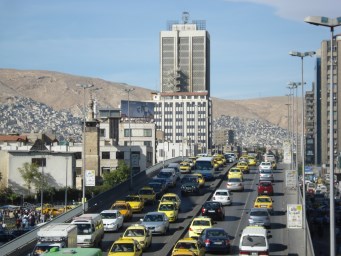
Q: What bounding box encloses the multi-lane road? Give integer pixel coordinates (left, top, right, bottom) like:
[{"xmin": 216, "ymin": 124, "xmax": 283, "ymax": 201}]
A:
[{"xmin": 100, "ymin": 162, "xmax": 289, "ymax": 256}]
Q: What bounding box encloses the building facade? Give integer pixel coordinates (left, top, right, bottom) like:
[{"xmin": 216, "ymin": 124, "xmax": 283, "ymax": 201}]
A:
[{"xmin": 155, "ymin": 12, "xmax": 212, "ymax": 156}]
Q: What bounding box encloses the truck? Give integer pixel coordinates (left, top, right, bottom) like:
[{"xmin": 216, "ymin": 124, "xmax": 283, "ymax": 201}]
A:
[{"xmin": 32, "ymin": 223, "xmax": 77, "ymax": 255}]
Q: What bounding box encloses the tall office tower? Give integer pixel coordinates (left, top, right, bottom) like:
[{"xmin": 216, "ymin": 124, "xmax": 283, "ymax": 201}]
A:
[
  {"xmin": 317, "ymin": 35, "xmax": 341, "ymax": 170},
  {"xmin": 154, "ymin": 12, "xmax": 212, "ymax": 155}
]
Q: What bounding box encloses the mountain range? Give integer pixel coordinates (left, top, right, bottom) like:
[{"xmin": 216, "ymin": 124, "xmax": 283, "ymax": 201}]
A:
[{"xmin": 0, "ymin": 68, "xmax": 299, "ymax": 131}]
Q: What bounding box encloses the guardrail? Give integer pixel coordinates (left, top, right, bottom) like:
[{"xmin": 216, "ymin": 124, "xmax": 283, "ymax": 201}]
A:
[{"xmin": 0, "ymin": 157, "xmax": 182, "ymax": 256}]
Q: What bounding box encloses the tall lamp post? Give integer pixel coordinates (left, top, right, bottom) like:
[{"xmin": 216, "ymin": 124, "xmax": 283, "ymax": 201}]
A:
[
  {"xmin": 289, "ymin": 51, "xmax": 315, "ymax": 255},
  {"xmin": 305, "ymin": 16, "xmax": 341, "ymax": 256},
  {"xmin": 286, "ymin": 86, "xmax": 295, "ymax": 170},
  {"xmin": 77, "ymin": 83, "xmax": 94, "ymax": 212},
  {"xmin": 124, "ymin": 88, "xmax": 135, "ymax": 190}
]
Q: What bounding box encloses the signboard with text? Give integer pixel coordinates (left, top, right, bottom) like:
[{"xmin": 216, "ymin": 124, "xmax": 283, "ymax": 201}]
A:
[
  {"xmin": 286, "ymin": 170, "xmax": 297, "ymax": 189},
  {"xmin": 85, "ymin": 170, "xmax": 96, "ymax": 186},
  {"xmin": 287, "ymin": 204, "xmax": 303, "ymax": 229}
]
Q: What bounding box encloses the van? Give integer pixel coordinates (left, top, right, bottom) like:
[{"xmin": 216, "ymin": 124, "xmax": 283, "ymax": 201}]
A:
[
  {"xmin": 71, "ymin": 214, "xmax": 104, "ymax": 248},
  {"xmin": 239, "ymin": 225, "xmax": 271, "ymax": 255},
  {"xmin": 193, "ymin": 156, "xmax": 215, "ymax": 181}
]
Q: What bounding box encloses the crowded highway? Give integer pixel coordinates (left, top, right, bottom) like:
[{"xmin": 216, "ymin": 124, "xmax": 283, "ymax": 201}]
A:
[{"xmin": 96, "ymin": 155, "xmax": 288, "ymax": 255}]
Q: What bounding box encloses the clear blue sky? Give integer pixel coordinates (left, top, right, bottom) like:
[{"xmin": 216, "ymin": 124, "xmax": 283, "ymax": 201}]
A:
[{"xmin": 0, "ymin": 0, "xmax": 340, "ymax": 99}]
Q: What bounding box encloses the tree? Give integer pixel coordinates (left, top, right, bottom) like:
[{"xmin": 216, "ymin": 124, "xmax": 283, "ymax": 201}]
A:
[
  {"xmin": 18, "ymin": 162, "xmax": 40, "ymax": 196},
  {"xmin": 102, "ymin": 160, "xmax": 130, "ymax": 188}
]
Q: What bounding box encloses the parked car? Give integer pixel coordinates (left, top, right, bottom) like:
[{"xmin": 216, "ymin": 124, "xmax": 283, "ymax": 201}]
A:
[
  {"xmin": 257, "ymin": 181, "xmax": 274, "ymax": 196},
  {"xmin": 140, "ymin": 212, "xmax": 169, "ymax": 235},
  {"xmin": 226, "ymin": 178, "xmax": 244, "ymax": 192},
  {"xmin": 248, "ymin": 208, "xmax": 271, "ymax": 228},
  {"xmin": 212, "ymin": 189, "xmax": 232, "ymax": 206},
  {"xmin": 201, "ymin": 201, "xmax": 225, "ymax": 221},
  {"xmin": 197, "ymin": 228, "xmax": 231, "ymax": 253}
]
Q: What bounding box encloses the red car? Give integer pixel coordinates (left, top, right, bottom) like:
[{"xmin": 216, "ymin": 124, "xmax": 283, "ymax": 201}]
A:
[{"xmin": 257, "ymin": 181, "xmax": 274, "ymax": 196}]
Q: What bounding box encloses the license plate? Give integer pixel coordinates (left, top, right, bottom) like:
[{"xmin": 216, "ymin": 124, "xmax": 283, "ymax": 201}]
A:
[
  {"xmin": 264, "ymin": 191, "xmax": 268, "ymax": 193},
  {"xmin": 251, "ymin": 253, "xmax": 258, "ymax": 256},
  {"xmin": 261, "ymin": 205, "xmax": 267, "ymax": 208},
  {"xmin": 208, "ymin": 210, "xmax": 215, "ymax": 213},
  {"xmin": 214, "ymin": 241, "xmax": 223, "ymax": 245}
]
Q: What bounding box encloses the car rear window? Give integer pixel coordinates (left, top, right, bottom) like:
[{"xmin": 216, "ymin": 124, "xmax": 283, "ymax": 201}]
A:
[{"xmin": 242, "ymin": 235, "xmax": 266, "ymax": 246}]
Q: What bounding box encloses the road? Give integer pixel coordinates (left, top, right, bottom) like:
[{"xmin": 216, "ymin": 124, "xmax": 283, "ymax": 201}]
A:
[{"xmin": 100, "ymin": 163, "xmax": 289, "ymax": 255}]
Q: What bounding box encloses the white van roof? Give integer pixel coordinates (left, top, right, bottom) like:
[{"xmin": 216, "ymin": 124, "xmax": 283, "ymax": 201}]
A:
[{"xmin": 242, "ymin": 226, "xmax": 267, "ymax": 236}]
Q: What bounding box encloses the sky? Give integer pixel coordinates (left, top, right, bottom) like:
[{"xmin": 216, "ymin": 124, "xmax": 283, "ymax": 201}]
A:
[{"xmin": 0, "ymin": 0, "xmax": 341, "ymax": 100}]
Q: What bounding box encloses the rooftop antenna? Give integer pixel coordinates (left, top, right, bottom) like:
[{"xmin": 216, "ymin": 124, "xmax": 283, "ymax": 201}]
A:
[{"xmin": 182, "ymin": 11, "xmax": 190, "ymax": 24}]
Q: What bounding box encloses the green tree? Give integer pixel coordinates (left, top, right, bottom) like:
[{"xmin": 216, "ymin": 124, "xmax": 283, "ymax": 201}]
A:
[
  {"xmin": 102, "ymin": 160, "xmax": 130, "ymax": 188},
  {"xmin": 18, "ymin": 162, "xmax": 40, "ymax": 196}
]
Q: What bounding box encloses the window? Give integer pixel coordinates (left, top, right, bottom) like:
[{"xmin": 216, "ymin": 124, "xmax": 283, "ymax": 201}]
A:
[
  {"xmin": 124, "ymin": 129, "xmax": 131, "ymax": 137},
  {"xmin": 100, "ymin": 129, "xmax": 106, "ymax": 137},
  {"xmin": 143, "ymin": 129, "xmax": 152, "ymax": 137},
  {"xmin": 116, "ymin": 152, "xmax": 124, "ymax": 159},
  {"xmin": 102, "ymin": 152, "xmax": 110, "ymax": 159},
  {"xmin": 144, "ymin": 141, "xmax": 152, "ymax": 146},
  {"xmin": 32, "ymin": 158, "xmax": 46, "ymax": 167}
]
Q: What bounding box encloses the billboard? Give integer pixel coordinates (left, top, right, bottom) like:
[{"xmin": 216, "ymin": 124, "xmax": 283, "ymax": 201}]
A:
[
  {"xmin": 85, "ymin": 170, "xmax": 96, "ymax": 186},
  {"xmin": 287, "ymin": 204, "xmax": 303, "ymax": 229},
  {"xmin": 121, "ymin": 100, "xmax": 155, "ymax": 119}
]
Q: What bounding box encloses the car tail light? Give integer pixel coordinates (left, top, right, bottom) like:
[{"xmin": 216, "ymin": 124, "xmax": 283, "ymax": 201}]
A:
[
  {"xmin": 205, "ymin": 239, "xmax": 211, "ymax": 245},
  {"xmin": 202, "ymin": 208, "xmax": 206, "ymax": 214},
  {"xmin": 239, "ymin": 251, "xmax": 249, "ymax": 255},
  {"xmin": 189, "ymin": 227, "xmax": 193, "ymax": 231}
]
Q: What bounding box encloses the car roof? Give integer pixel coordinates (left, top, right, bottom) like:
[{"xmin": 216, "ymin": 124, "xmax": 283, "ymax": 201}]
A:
[
  {"xmin": 101, "ymin": 210, "xmax": 119, "ymax": 213},
  {"xmin": 215, "ymin": 189, "xmax": 229, "ymax": 192},
  {"xmin": 163, "ymin": 193, "xmax": 178, "ymax": 197},
  {"xmin": 126, "ymin": 224, "xmax": 146, "ymax": 230}
]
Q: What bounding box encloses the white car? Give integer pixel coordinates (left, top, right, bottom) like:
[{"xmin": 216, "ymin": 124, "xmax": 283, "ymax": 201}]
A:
[
  {"xmin": 212, "ymin": 189, "xmax": 232, "ymax": 205},
  {"xmin": 100, "ymin": 210, "xmax": 124, "ymax": 232},
  {"xmin": 258, "ymin": 161, "xmax": 272, "ymax": 170}
]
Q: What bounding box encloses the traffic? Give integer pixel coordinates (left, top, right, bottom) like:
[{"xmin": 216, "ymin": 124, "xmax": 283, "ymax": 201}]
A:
[{"xmin": 19, "ymin": 153, "xmax": 288, "ymax": 255}]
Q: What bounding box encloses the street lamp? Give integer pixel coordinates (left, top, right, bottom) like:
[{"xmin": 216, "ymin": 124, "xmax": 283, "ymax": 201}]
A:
[
  {"xmin": 289, "ymin": 51, "xmax": 315, "ymax": 255},
  {"xmin": 77, "ymin": 83, "xmax": 94, "ymax": 212},
  {"xmin": 124, "ymin": 88, "xmax": 135, "ymax": 190},
  {"xmin": 286, "ymin": 86, "xmax": 295, "ymax": 170},
  {"xmin": 305, "ymin": 16, "xmax": 341, "ymax": 256}
]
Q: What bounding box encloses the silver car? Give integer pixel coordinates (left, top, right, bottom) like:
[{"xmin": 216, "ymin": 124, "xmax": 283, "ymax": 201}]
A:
[
  {"xmin": 259, "ymin": 169, "xmax": 274, "ymax": 182},
  {"xmin": 226, "ymin": 178, "xmax": 244, "ymax": 192},
  {"xmin": 140, "ymin": 212, "xmax": 169, "ymax": 235},
  {"xmin": 248, "ymin": 208, "xmax": 271, "ymax": 228}
]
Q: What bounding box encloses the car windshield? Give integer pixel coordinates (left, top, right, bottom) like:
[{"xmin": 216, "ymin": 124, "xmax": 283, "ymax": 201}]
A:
[
  {"xmin": 196, "ymin": 161, "xmax": 213, "ymax": 170},
  {"xmin": 257, "ymin": 198, "xmax": 271, "ymax": 203},
  {"xmin": 111, "ymin": 243, "xmax": 134, "ymax": 252},
  {"xmin": 101, "ymin": 212, "xmax": 117, "ymax": 219},
  {"xmin": 260, "ymin": 183, "xmax": 271, "ymax": 187},
  {"xmin": 158, "ymin": 172, "xmax": 172, "ymax": 178},
  {"xmin": 242, "ymin": 235, "xmax": 266, "ymax": 247},
  {"xmin": 229, "ymin": 178, "xmax": 241, "ymax": 182},
  {"xmin": 162, "ymin": 196, "xmax": 176, "ymax": 202},
  {"xmin": 126, "ymin": 196, "xmax": 140, "ymax": 202},
  {"xmin": 215, "ymin": 191, "xmax": 228, "ymax": 196},
  {"xmin": 192, "ymin": 220, "xmax": 210, "ymax": 226},
  {"xmin": 182, "ymin": 177, "xmax": 197, "ymax": 183},
  {"xmin": 74, "ymin": 223, "xmax": 92, "ymax": 235},
  {"xmin": 139, "ymin": 189, "xmax": 153, "ymax": 195},
  {"xmin": 143, "ymin": 214, "xmax": 164, "ymax": 222},
  {"xmin": 230, "ymin": 169, "xmax": 240, "ymax": 173},
  {"xmin": 207, "ymin": 230, "xmax": 226, "ymax": 237},
  {"xmin": 175, "ymin": 242, "xmax": 197, "ymax": 250},
  {"xmin": 251, "ymin": 210, "xmax": 269, "ymax": 217},
  {"xmin": 159, "ymin": 204, "xmax": 174, "ymax": 211},
  {"xmin": 124, "ymin": 229, "xmax": 145, "ymax": 237}
]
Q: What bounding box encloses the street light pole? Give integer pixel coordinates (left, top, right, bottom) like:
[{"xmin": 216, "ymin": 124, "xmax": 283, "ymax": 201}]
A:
[
  {"xmin": 124, "ymin": 88, "xmax": 135, "ymax": 190},
  {"xmin": 77, "ymin": 83, "xmax": 94, "ymax": 212},
  {"xmin": 287, "ymin": 86, "xmax": 295, "ymax": 170},
  {"xmin": 304, "ymin": 16, "xmax": 341, "ymax": 255},
  {"xmin": 289, "ymin": 51, "xmax": 315, "ymax": 256}
]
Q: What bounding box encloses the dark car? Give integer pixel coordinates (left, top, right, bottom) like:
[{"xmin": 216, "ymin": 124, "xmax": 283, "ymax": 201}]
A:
[
  {"xmin": 152, "ymin": 178, "xmax": 169, "ymax": 191},
  {"xmin": 198, "ymin": 228, "xmax": 230, "ymax": 253},
  {"xmin": 201, "ymin": 201, "xmax": 225, "ymax": 221},
  {"xmin": 257, "ymin": 181, "xmax": 274, "ymax": 196},
  {"xmin": 148, "ymin": 182, "xmax": 165, "ymax": 199},
  {"xmin": 180, "ymin": 175, "xmax": 201, "ymax": 196}
]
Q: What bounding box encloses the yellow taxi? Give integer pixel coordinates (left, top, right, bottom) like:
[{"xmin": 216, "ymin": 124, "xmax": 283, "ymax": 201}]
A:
[
  {"xmin": 247, "ymin": 156, "xmax": 257, "ymax": 166},
  {"xmin": 160, "ymin": 193, "xmax": 181, "ymax": 210},
  {"xmin": 121, "ymin": 224, "xmax": 152, "ymax": 251},
  {"xmin": 254, "ymin": 195, "xmax": 274, "ymax": 213},
  {"xmin": 227, "ymin": 167, "xmax": 243, "ymax": 180},
  {"xmin": 188, "ymin": 156, "xmax": 198, "ymax": 165},
  {"xmin": 213, "ymin": 155, "xmax": 225, "ymax": 168},
  {"xmin": 192, "ymin": 173, "xmax": 205, "ymax": 188},
  {"xmin": 180, "ymin": 160, "xmax": 192, "ymax": 174},
  {"xmin": 57, "ymin": 205, "xmax": 76, "ymax": 214},
  {"xmin": 171, "ymin": 238, "xmax": 205, "ymax": 256},
  {"xmin": 237, "ymin": 161, "xmax": 250, "ymax": 174},
  {"xmin": 111, "ymin": 201, "xmax": 133, "ymax": 221},
  {"xmin": 108, "ymin": 238, "xmax": 143, "ymax": 256},
  {"xmin": 125, "ymin": 195, "xmax": 144, "ymax": 213},
  {"xmin": 188, "ymin": 216, "xmax": 213, "ymax": 238},
  {"xmin": 138, "ymin": 186, "xmax": 156, "ymax": 205},
  {"xmin": 158, "ymin": 201, "xmax": 179, "ymax": 222}
]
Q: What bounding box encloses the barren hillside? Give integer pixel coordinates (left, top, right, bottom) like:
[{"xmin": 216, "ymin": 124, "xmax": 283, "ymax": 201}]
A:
[{"xmin": 0, "ymin": 69, "xmax": 297, "ymax": 129}]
